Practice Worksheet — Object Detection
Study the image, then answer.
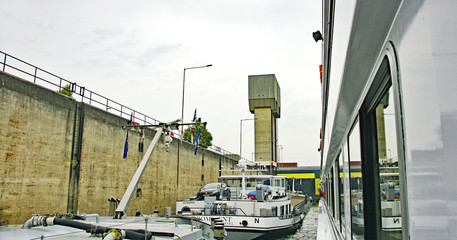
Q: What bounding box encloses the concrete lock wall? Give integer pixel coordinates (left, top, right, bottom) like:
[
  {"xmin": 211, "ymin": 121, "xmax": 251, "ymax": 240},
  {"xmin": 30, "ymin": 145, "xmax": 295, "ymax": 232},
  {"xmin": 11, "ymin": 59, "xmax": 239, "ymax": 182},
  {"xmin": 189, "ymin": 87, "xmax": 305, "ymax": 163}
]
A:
[{"xmin": 0, "ymin": 71, "xmax": 238, "ymax": 224}]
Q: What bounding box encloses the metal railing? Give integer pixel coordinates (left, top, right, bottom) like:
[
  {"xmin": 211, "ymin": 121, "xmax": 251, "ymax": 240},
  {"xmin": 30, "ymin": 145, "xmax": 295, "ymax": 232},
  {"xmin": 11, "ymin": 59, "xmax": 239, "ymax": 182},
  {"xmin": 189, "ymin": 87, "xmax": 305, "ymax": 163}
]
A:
[
  {"xmin": 0, "ymin": 50, "xmax": 160, "ymax": 126},
  {"xmin": 0, "ymin": 50, "xmax": 243, "ymax": 160},
  {"xmin": 181, "ymin": 206, "xmax": 247, "ymax": 216}
]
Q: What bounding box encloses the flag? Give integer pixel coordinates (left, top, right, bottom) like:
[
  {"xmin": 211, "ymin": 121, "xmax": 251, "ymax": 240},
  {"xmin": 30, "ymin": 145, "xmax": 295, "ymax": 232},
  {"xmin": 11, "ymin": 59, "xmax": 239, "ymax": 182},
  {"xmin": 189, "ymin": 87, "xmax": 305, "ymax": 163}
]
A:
[
  {"xmin": 123, "ymin": 113, "xmax": 133, "ymax": 159},
  {"xmin": 194, "ymin": 129, "xmax": 201, "ymax": 155},
  {"xmin": 123, "ymin": 131, "xmax": 129, "ymax": 159},
  {"xmin": 192, "ymin": 109, "xmax": 197, "ymax": 122},
  {"xmin": 138, "ymin": 130, "xmax": 144, "ymax": 152},
  {"xmin": 128, "ymin": 113, "xmax": 133, "ymax": 125}
]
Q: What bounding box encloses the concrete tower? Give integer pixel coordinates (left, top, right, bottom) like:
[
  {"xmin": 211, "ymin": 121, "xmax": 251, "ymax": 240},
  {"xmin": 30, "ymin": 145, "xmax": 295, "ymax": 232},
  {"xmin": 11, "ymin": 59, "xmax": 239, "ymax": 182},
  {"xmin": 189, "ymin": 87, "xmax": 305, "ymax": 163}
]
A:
[{"xmin": 248, "ymin": 74, "xmax": 281, "ymax": 166}]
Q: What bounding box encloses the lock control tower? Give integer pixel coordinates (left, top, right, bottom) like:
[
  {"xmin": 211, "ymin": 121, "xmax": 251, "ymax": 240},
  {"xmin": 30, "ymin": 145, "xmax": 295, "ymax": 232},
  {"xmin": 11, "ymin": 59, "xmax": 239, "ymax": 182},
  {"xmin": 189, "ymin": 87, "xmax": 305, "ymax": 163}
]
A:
[{"xmin": 248, "ymin": 74, "xmax": 281, "ymax": 167}]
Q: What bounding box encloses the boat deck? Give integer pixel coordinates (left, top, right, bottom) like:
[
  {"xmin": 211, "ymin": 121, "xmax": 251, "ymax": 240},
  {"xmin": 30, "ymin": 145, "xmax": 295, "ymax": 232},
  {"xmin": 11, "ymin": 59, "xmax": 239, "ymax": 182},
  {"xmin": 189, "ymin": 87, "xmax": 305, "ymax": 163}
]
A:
[{"xmin": 0, "ymin": 216, "xmax": 205, "ymax": 240}]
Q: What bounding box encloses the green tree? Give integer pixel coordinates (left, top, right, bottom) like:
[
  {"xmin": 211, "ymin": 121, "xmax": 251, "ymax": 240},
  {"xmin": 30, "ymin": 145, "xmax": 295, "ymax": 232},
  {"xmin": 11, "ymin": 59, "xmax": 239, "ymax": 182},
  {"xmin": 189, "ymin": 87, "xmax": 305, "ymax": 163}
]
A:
[
  {"xmin": 57, "ymin": 84, "xmax": 73, "ymax": 97},
  {"xmin": 183, "ymin": 120, "xmax": 213, "ymax": 148}
]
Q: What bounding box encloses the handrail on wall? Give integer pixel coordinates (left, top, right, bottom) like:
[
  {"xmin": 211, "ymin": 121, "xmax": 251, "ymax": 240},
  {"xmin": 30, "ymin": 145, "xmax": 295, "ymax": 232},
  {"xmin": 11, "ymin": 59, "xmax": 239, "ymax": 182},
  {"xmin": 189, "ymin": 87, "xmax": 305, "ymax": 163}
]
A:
[{"xmin": 0, "ymin": 50, "xmax": 245, "ymax": 162}]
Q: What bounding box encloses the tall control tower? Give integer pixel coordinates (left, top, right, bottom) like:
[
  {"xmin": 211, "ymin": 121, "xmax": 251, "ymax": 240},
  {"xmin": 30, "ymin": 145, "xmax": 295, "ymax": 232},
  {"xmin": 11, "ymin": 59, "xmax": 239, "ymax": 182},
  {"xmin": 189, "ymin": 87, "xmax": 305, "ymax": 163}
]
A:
[{"xmin": 248, "ymin": 74, "xmax": 281, "ymax": 167}]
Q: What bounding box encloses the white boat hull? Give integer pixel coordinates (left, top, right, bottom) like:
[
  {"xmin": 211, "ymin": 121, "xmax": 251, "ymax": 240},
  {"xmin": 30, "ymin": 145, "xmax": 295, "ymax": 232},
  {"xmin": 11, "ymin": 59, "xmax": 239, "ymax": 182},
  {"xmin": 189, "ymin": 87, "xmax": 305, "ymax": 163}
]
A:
[{"xmin": 181, "ymin": 214, "xmax": 304, "ymax": 240}]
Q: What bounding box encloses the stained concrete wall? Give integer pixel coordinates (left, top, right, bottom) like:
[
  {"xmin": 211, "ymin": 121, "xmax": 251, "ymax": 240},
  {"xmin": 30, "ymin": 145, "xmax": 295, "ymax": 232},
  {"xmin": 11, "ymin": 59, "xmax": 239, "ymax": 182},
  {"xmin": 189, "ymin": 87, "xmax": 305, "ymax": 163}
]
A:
[
  {"xmin": 0, "ymin": 71, "xmax": 75, "ymax": 225},
  {"xmin": 0, "ymin": 71, "xmax": 238, "ymax": 224},
  {"xmin": 254, "ymin": 108, "xmax": 278, "ymax": 163}
]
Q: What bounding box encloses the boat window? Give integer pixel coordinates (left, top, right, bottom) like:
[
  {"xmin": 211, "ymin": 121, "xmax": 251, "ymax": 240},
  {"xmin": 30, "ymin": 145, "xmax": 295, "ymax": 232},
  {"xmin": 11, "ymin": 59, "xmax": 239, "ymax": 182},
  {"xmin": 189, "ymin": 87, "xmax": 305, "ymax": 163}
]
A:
[
  {"xmin": 358, "ymin": 54, "xmax": 407, "ymax": 239},
  {"xmin": 280, "ymin": 205, "xmax": 284, "ymax": 217},
  {"xmin": 329, "ymin": 166, "xmax": 334, "ymax": 217},
  {"xmin": 275, "ymin": 179, "xmax": 281, "ymax": 187},
  {"xmin": 349, "ymin": 121, "xmax": 364, "ymax": 239},
  {"xmin": 375, "ymin": 87, "xmax": 403, "ymax": 239},
  {"xmin": 272, "ymin": 206, "xmax": 277, "ymax": 216},
  {"xmin": 343, "ymin": 142, "xmax": 351, "ymax": 238},
  {"xmin": 224, "ymin": 179, "xmax": 241, "ymax": 188},
  {"xmin": 338, "ymin": 154, "xmax": 345, "ymax": 233},
  {"xmin": 246, "ymin": 178, "xmax": 270, "ymax": 187}
]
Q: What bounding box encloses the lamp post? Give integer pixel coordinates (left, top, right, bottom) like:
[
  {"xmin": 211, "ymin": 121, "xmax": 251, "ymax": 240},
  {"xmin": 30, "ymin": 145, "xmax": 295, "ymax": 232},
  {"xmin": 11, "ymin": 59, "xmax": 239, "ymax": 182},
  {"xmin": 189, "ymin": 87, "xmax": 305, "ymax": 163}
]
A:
[
  {"xmin": 240, "ymin": 118, "xmax": 255, "ymax": 160},
  {"xmin": 177, "ymin": 64, "xmax": 212, "ymax": 196},
  {"xmin": 180, "ymin": 64, "xmax": 212, "ymax": 136},
  {"xmin": 279, "ymin": 145, "xmax": 284, "ymax": 166}
]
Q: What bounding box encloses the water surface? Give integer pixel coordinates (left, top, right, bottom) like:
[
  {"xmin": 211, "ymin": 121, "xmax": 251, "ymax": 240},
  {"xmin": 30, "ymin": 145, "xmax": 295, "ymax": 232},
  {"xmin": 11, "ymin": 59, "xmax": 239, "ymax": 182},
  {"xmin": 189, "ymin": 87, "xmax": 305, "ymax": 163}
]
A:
[{"xmin": 278, "ymin": 205, "xmax": 318, "ymax": 240}]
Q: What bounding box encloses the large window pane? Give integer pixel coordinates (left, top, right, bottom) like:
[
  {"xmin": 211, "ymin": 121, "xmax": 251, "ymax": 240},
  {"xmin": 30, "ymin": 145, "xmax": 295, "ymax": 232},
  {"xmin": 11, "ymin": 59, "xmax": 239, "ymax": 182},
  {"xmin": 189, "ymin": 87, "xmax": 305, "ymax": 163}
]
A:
[
  {"xmin": 329, "ymin": 166, "xmax": 334, "ymax": 217},
  {"xmin": 375, "ymin": 88, "xmax": 403, "ymax": 239},
  {"xmin": 338, "ymin": 154, "xmax": 346, "ymax": 233},
  {"xmin": 349, "ymin": 121, "xmax": 364, "ymax": 239}
]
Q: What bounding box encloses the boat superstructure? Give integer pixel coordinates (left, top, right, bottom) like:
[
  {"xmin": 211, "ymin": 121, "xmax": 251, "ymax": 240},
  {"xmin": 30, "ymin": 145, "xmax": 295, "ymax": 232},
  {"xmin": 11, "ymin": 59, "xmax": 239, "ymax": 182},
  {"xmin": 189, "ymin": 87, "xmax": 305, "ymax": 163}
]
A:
[
  {"xmin": 176, "ymin": 161, "xmax": 312, "ymax": 239},
  {"xmin": 317, "ymin": 0, "xmax": 457, "ymax": 239}
]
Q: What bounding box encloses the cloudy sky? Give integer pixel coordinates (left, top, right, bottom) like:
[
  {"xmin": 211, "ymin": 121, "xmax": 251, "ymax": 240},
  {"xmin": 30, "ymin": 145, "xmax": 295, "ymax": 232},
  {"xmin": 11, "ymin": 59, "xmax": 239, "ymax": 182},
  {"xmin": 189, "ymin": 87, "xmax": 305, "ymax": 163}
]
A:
[{"xmin": 1, "ymin": 0, "xmax": 322, "ymax": 166}]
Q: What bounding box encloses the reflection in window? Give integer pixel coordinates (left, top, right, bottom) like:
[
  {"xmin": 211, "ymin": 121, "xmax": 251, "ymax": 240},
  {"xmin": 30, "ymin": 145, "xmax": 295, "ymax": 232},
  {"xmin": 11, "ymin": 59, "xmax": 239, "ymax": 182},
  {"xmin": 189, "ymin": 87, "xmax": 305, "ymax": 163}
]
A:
[
  {"xmin": 349, "ymin": 121, "xmax": 364, "ymax": 239},
  {"xmin": 376, "ymin": 88, "xmax": 403, "ymax": 239},
  {"xmin": 329, "ymin": 166, "xmax": 334, "ymax": 217},
  {"xmin": 272, "ymin": 206, "xmax": 277, "ymax": 216},
  {"xmin": 338, "ymin": 155, "xmax": 345, "ymax": 233}
]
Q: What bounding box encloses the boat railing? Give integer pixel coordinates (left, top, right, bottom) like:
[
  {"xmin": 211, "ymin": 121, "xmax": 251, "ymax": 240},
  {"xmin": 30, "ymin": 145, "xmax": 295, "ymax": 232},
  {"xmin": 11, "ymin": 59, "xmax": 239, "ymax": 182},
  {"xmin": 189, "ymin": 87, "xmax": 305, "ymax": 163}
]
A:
[
  {"xmin": 182, "ymin": 206, "xmax": 248, "ymax": 216},
  {"xmin": 228, "ymin": 186, "xmax": 287, "ymax": 200},
  {"xmin": 292, "ymin": 196, "xmax": 312, "ymax": 215},
  {"xmin": 228, "ymin": 187, "xmax": 256, "ymax": 199}
]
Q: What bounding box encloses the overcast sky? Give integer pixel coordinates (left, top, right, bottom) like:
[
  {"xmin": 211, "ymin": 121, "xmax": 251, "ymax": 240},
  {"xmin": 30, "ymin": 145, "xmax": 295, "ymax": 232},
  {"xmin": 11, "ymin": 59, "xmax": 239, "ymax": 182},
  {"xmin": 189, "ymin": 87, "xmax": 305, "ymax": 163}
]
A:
[{"xmin": 1, "ymin": 0, "xmax": 322, "ymax": 166}]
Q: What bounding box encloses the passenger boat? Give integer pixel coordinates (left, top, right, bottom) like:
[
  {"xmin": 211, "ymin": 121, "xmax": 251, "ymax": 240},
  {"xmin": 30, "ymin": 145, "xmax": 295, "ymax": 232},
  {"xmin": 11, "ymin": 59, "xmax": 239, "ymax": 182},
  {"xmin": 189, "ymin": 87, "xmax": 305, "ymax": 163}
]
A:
[
  {"xmin": 317, "ymin": 0, "xmax": 457, "ymax": 239},
  {"xmin": 176, "ymin": 160, "xmax": 312, "ymax": 240}
]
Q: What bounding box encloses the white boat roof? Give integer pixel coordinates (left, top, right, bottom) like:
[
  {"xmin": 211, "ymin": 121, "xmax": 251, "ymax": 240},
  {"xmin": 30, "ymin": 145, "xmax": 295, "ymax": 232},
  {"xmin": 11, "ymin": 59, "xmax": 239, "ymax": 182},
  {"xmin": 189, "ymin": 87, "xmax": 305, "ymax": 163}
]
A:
[{"xmin": 219, "ymin": 175, "xmax": 287, "ymax": 179}]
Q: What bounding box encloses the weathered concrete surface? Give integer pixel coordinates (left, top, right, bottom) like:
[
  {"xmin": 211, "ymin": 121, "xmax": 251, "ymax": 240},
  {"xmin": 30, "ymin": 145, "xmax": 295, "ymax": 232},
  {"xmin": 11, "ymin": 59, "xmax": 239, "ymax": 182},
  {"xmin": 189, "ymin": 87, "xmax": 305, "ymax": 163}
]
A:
[
  {"xmin": 0, "ymin": 72, "xmax": 74, "ymax": 224},
  {"xmin": 0, "ymin": 71, "xmax": 238, "ymax": 224},
  {"xmin": 254, "ymin": 107, "xmax": 278, "ymax": 163}
]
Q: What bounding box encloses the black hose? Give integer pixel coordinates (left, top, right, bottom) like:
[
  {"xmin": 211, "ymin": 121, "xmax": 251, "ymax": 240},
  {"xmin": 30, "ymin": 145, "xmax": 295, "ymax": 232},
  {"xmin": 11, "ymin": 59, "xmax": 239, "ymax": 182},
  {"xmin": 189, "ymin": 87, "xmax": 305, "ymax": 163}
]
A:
[
  {"xmin": 53, "ymin": 217, "xmax": 92, "ymax": 231},
  {"xmin": 124, "ymin": 230, "xmax": 152, "ymax": 240},
  {"xmin": 53, "ymin": 218, "xmax": 153, "ymax": 240}
]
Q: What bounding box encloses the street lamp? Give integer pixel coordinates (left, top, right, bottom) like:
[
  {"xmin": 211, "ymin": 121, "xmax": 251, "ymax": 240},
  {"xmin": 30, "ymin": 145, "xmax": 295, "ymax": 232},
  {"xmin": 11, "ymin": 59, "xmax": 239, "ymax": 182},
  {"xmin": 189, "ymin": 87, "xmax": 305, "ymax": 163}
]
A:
[
  {"xmin": 240, "ymin": 118, "xmax": 255, "ymax": 160},
  {"xmin": 279, "ymin": 145, "xmax": 284, "ymax": 165},
  {"xmin": 181, "ymin": 64, "xmax": 212, "ymax": 135},
  {"xmin": 177, "ymin": 64, "xmax": 212, "ymax": 195}
]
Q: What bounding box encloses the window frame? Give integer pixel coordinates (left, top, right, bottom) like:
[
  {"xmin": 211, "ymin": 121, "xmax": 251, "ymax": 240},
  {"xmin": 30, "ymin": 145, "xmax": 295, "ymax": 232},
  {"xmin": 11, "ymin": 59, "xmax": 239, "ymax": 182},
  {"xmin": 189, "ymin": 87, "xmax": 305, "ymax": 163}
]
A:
[{"xmin": 357, "ymin": 43, "xmax": 408, "ymax": 239}]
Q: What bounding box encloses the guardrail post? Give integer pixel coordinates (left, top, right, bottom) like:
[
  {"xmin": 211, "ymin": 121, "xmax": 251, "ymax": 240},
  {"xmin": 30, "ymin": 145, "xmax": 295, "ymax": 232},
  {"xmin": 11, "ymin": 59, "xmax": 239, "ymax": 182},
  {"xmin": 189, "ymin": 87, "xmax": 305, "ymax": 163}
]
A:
[
  {"xmin": 33, "ymin": 67, "xmax": 37, "ymax": 83},
  {"xmin": 2, "ymin": 54, "xmax": 6, "ymax": 71},
  {"xmin": 80, "ymin": 87, "xmax": 85, "ymax": 102}
]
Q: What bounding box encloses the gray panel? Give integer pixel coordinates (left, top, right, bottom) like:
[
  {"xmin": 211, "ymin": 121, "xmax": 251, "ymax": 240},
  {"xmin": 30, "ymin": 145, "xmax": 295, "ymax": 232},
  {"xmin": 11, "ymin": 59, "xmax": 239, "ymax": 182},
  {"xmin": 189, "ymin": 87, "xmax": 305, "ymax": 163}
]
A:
[{"xmin": 248, "ymin": 74, "xmax": 281, "ymax": 117}]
